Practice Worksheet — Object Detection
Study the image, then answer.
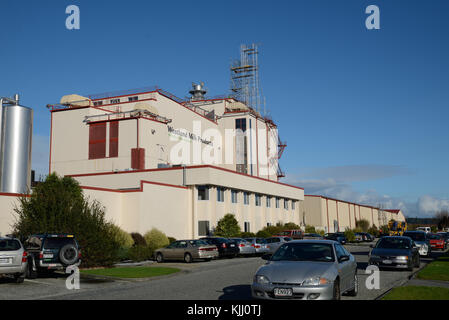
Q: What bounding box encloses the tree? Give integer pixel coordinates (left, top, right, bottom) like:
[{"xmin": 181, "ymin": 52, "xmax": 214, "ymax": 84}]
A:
[
  {"xmin": 13, "ymin": 173, "xmax": 120, "ymax": 267},
  {"xmin": 355, "ymin": 219, "xmax": 370, "ymax": 232},
  {"xmin": 214, "ymin": 214, "xmax": 241, "ymax": 238},
  {"xmin": 435, "ymin": 210, "xmax": 449, "ymax": 231}
]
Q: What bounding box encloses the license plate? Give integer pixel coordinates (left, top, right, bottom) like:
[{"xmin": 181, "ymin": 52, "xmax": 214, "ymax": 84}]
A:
[
  {"xmin": 43, "ymin": 254, "xmax": 53, "ymax": 259},
  {"xmin": 274, "ymin": 288, "xmax": 293, "ymax": 297},
  {"xmin": 230, "ymin": 244, "xmax": 235, "ymax": 247},
  {"xmin": 0, "ymin": 258, "xmax": 11, "ymax": 264},
  {"xmin": 383, "ymin": 260, "xmax": 392, "ymax": 264}
]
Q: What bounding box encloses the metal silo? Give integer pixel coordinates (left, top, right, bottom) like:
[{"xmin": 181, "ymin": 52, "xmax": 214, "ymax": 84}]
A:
[{"xmin": 0, "ymin": 94, "xmax": 33, "ymax": 194}]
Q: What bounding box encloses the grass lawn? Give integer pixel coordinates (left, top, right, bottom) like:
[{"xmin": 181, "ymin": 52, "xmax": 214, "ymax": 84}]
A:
[
  {"xmin": 417, "ymin": 252, "xmax": 449, "ymax": 281},
  {"xmin": 81, "ymin": 266, "xmax": 181, "ymax": 278},
  {"xmin": 382, "ymin": 286, "xmax": 449, "ymax": 300}
]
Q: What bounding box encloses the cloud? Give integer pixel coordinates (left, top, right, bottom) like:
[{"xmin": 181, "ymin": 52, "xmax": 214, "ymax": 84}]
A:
[{"xmin": 418, "ymin": 195, "xmax": 449, "ymax": 216}]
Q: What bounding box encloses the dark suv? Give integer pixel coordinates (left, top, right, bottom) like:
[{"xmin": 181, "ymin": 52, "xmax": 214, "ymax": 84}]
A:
[
  {"xmin": 25, "ymin": 234, "xmax": 81, "ymax": 278},
  {"xmin": 200, "ymin": 237, "xmax": 239, "ymax": 258}
]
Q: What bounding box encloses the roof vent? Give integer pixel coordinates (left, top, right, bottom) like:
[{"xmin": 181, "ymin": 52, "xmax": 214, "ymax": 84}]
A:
[{"xmin": 189, "ymin": 82, "xmax": 207, "ymax": 101}]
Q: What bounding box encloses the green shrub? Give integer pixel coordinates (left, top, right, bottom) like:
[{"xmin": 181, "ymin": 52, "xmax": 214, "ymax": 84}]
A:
[
  {"xmin": 110, "ymin": 225, "xmax": 133, "ymax": 249},
  {"xmin": 13, "ymin": 173, "xmax": 120, "ymax": 268},
  {"xmin": 127, "ymin": 245, "xmax": 153, "ymax": 262},
  {"xmin": 355, "ymin": 219, "xmax": 370, "ymax": 232},
  {"xmin": 344, "ymin": 228, "xmax": 356, "ymax": 243},
  {"xmin": 305, "ymin": 225, "xmax": 316, "ymax": 233},
  {"xmin": 130, "ymin": 232, "xmax": 147, "ymax": 246},
  {"xmin": 214, "ymin": 214, "xmax": 241, "ymax": 238},
  {"xmin": 168, "ymin": 237, "xmax": 177, "ymax": 244},
  {"xmin": 368, "ymin": 225, "xmax": 379, "ymax": 237},
  {"xmin": 144, "ymin": 228, "xmax": 169, "ymax": 251},
  {"xmin": 240, "ymin": 232, "xmax": 256, "ymax": 238},
  {"xmin": 255, "ymin": 230, "xmax": 271, "ymax": 238}
]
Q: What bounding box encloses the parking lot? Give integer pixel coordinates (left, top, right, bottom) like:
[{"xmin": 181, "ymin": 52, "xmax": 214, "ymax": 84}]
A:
[{"xmin": 1, "ymin": 242, "xmax": 445, "ymax": 300}]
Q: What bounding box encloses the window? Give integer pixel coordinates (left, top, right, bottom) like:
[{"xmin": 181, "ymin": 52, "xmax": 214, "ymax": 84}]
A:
[
  {"xmin": 231, "ymin": 190, "xmax": 238, "ymax": 203},
  {"xmin": 110, "ymin": 98, "xmax": 120, "ymax": 104},
  {"xmin": 266, "ymin": 196, "xmax": 271, "ymax": 208},
  {"xmin": 284, "ymin": 199, "xmax": 289, "ymax": 210},
  {"xmin": 93, "ymin": 101, "xmax": 103, "ymax": 106},
  {"xmin": 197, "ymin": 186, "xmax": 209, "ymax": 200},
  {"xmin": 244, "ymin": 192, "xmax": 250, "ymax": 205},
  {"xmin": 276, "ymin": 197, "xmax": 280, "ymax": 208},
  {"xmin": 292, "ymin": 201, "xmax": 295, "ymax": 210},
  {"xmin": 244, "ymin": 222, "xmax": 251, "ymax": 233},
  {"xmin": 198, "ymin": 221, "xmax": 210, "ymax": 236},
  {"xmin": 255, "ymin": 194, "xmax": 261, "ymax": 206},
  {"xmin": 235, "ymin": 118, "xmax": 248, "ymax": 174},
  {"xmin": 89, "ymin": 122, "xmax": 106, "ymax": 159},
  {"xmin": 217, "ymin": 187, "xmax": 225, "ymax": 202},
  {"xmin": 109, "ymin": 121, "xmax": 119, "ymax": 158},
  {"xmin": 267, "ymin": 223, "xmax": 272, "ymax": 227},
  {"xmin": 128, "ymin": 96, "xmax": 138, "ymax": 102}
]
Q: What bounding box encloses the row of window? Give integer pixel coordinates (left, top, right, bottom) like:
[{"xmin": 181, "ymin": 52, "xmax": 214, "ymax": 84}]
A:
[
  {"xmin": 198, "ymin": 220, "xmax": 279, "ymax": 236},
  {"xmin": 197, "ymin": 186, "xmax": 296, "ymax": 210},
  {"xmin": 93, "ymin": 96, "xmax": 139, "ymax": 106}
]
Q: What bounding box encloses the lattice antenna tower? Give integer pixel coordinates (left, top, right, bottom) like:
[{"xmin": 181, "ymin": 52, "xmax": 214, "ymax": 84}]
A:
[{"xmin": 230, "ymin": 44, "xmax": 263, "ymax": 114}]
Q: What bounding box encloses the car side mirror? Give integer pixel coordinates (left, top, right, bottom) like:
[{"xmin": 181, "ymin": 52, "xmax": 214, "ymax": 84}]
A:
[
  {"xmin": 262, "ymin": 254, "xmax": 272, "ymax": 261},
  {"xmin": 339, "ymin": 255, "xmax": 350, "ymax": 263}
]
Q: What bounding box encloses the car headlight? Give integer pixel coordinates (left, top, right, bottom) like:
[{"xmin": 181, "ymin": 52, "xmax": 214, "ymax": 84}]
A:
[
  {"xmin": 396, "ymin": 256, "xmax": 408, "ymax": 260},
  {"xmin": 254, "ymin": 275, "xmax": 270, "ymax": 284},
  {"xmin": 302, "ymin": 276, "xmax": 330, "ymax": 286}
]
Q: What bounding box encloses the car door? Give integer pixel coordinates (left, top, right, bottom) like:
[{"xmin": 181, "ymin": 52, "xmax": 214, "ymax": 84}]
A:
[
  {"xmin": 172, "ymin": 241, "xmax": 188, "ymax": 260},
  {"xmin": 163, "ymin": 241, "xmax": 179, "ymax": 260},
  {"xmin": 335, "ymin": 244, "xmax": 352, "ymax": 292}
]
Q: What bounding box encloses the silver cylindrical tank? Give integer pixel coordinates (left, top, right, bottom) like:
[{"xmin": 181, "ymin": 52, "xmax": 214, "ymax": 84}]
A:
[{"xmin": 0, "ymin": 104, "xmax": 33, "ymax": 194}]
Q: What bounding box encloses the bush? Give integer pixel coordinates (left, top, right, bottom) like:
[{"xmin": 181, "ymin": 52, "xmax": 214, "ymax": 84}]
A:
[
  {"xmin": 168, "ymin": 237, "xmax": 177, "ymax": 244},
  {"xmin": 13, "ymin": 173, "xmax": 120, "ymax": 268},
  {"xmin": 214, "ymin": 214, "xmax": 241, "ymax": 238},
  {"xmin": 356, "ymin": 219, "xmax": 370, "ymax": 232},
  {"xmin": 127, "ymin": 245, "xmax": 153, "ymax": 262},
  {"xmin": 144, "ymin": 228, "xmax": 169, "ymax": 251},
  {"xmin": 240, "ymin": 232, "xmax": 256, "ymax": 238},
  {"xmin": 344, "ymin": 228, "xmax": 356, "ymax": 243},
  {"xmin": 379, "ymin": 225, "xmax": 389, "ymax": 235},
  {"xmin": 305, "ymin": 225, "xmax": 316, "ymax": 233},
  {"xmin": 368, "ymin": 226, "xmax": 379, "ymax": 237},
  {"xmin": 130, "ymin": 232, "xmax": 147, "ymax": 246},
  {"xmin": 110, "ymin": 225, "xmax": 133, "ymax": 249},
  {"xmin": 255, "ymin": 230, "xmax": 271, "ymax": 238}
]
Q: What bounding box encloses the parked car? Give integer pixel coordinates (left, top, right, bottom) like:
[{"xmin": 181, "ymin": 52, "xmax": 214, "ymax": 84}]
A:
[
  {"xmin": 416, "ymin": 227, "xmax": 431, "ymax": 234},
  {"xmin": 200, "ymin": 237, "xmax": 239, "ymax": 258},
  {"xmin": 436, "ymin": 232, "xmax": 449, "ymax": 247},
  {"xmin": 252, "ymin": 240, "xmax": 358, "ymax": 300},
  {"xmin": 244, "ymin": 238, "xmax": 269, "ymax": 255},
  {"xmin": 368, "ymin": 236, "xmax": 420, "ymax": 271},
  {"xmin": 428, "ymin": 233, "xmax": 446, "ymax": 251},
  {"xmin": 0, "ymin": 236, "xmax": 28, "ymax": 283},
  {"xmin": 230, "ymin": 238, "xmax": 257, "ymax": 256},
  {"xmin": 25, "ymin": 234, "xmax": 81, "ymax": 278},
  {"xmin": 276, "ymin": 230, "xmax": 304, "ymax": 239},
  {"xmin": 354, "ymin": 233, "xmax": 364, "ymax": 242},
  {"xmin": 154, "ymin": 240, "xmax": 218, "ymax": 263},
  {"xmin": 356, "ymin": 232, "xmax": 375, "ymax": 242},
  {"xmin": 303, "ymin": 233, "xmax": 324, "ymax": 240},
  {"xmin": 324, "ymin": 233, "xmax": 346, "ymax": 244},
  {"xmin": 403, "ymin": 231, "xmax": 431, "ymax": 256},
  {"xmin": 265, "ymin": 236, "xmax": 292, "ymax": 254}
]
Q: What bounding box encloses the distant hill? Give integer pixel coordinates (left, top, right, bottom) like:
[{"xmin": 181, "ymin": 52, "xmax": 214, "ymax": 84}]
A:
[{"xmin": 406, "ymin": 217, "xmax": 438, "ymax": 225}]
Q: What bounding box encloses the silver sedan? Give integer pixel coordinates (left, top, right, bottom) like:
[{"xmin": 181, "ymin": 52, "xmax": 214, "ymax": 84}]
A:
[{"xmin": 252, "ymin": 240, "xmax": 358, "ymax": 300}]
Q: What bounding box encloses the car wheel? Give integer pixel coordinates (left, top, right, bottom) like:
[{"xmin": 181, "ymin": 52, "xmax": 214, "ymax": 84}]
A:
[
  {"xmin": 59, "ymin": 244, "xmax": 79, "ymax": 266},
  {"xmin": 156, "ymin": 253, "xmax": 164, "ymax": 263},
  {"xmin": 184, "ymin": 253, "xmax": 192, "ymax": 263},
  {"xmin": 347, "ymin": 273, "xmax": 358, "ymax": 296},
  {"xmin": 14, "ymin": 273, "xmax": 25, "ymax": 283},
  {"xmin": 333, "ymin": 279, "xmax": 341, "ymax": 300},
  {"xmin": 26, "ymin": 258, "xmax": 37, "ymax": 279}
]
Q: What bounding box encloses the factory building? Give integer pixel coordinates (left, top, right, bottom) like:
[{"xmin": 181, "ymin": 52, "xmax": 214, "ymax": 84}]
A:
[
  {"xmin": 299, "ymin": 195, "xmax": 406, "ymax": 233},
  {"xmin": 47, "ymin": 84, "xmax": 304, "ymax": 239}
]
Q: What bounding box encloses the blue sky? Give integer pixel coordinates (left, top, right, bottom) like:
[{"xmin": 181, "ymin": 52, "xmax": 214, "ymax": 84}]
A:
[{"xmin": 1, "ymin": 0, "xmax": 448, "ymax": 217}]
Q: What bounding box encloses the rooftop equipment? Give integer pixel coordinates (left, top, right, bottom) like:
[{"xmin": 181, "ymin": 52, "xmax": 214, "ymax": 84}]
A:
[
  {"xmin": 0, "ymin": 94, "xmax": 33, "ymax": 194},
  {"xmin": 189, "ymin": 82, "xmax": 207, "ymax": 101}
]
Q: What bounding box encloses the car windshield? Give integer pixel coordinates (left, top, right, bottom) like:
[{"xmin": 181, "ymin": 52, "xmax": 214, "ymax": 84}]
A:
[
  {"xmin": 284, "ymin": 237, "xmax": 292, "ymax": 242},
  {"xmin": 376, "ymin": 238, "xmax": 411, "ymax": 249},
  {"xmin": 271, "ymin": 243, "xmax": 335, "ymax": 262},
  {"xmin": 44, "ymin": 237, "xmax": 76, "ymax": 249},
  {"xmin": 403, "ymin": 232, "xmax": 426, "ymax": 242},
  {"xmin": 0, "ymin": 239, "xmax": 21, "ymax": 251},
  {"xmin": 428, "ymin": 234, "xmax": 442, "ymax": 240}
]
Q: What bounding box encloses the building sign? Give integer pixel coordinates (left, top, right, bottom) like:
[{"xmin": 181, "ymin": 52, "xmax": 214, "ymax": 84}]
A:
[{"xmin": 168, "ymin": 125, "xmax": 213, "ymax": 146}]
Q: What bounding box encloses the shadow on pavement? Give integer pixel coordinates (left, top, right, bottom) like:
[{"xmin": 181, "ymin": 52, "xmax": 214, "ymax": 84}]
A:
[{"xmin": 218, "ymin": 285, "xmax": 253, "ymax": 300}]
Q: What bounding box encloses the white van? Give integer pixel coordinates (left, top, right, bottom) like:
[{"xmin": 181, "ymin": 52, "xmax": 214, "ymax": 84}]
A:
[{"xmin": 416, "ymin": 227, "xmax": 431, "ymax": 234}]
